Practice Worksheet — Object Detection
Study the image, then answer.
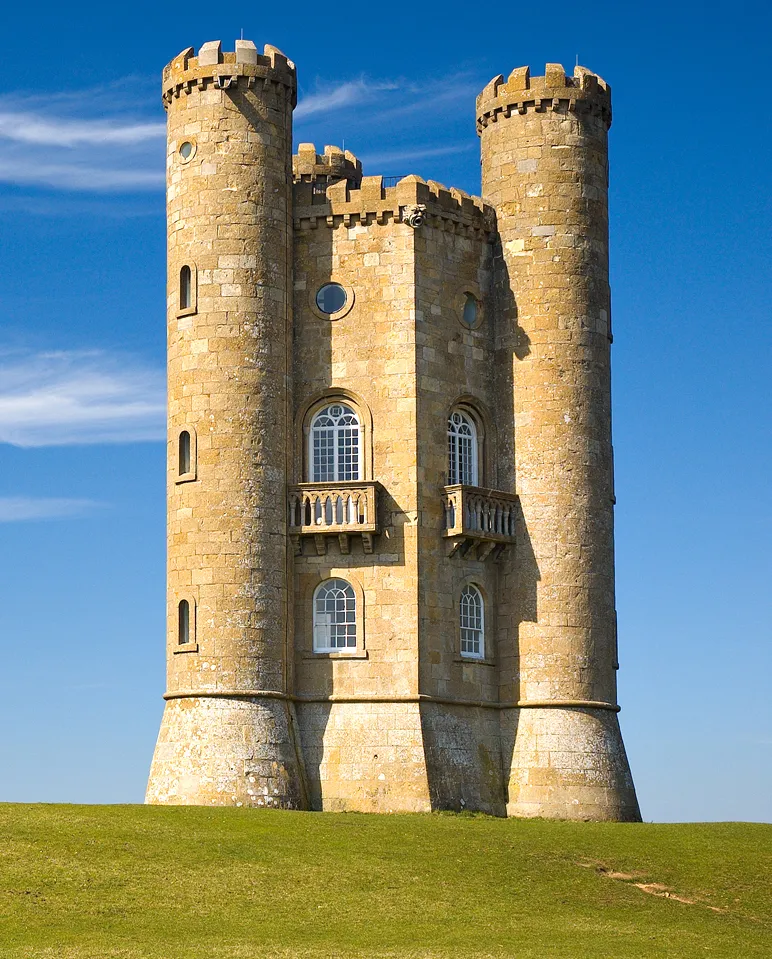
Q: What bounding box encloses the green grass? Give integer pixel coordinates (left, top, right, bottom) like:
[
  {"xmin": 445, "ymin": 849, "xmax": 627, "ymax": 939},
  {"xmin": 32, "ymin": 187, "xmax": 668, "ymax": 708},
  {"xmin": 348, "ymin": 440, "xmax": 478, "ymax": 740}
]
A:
[{"xmin": 0, "ymin": 805, "xmax": 769, "ymax": 958}]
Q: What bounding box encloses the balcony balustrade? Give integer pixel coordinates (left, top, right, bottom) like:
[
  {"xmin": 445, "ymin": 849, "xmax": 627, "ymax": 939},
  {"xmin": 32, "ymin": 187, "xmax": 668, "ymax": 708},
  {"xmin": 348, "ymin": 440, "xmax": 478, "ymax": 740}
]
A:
[
  {"xmin": 288, "ymin": 482, "xmax": 379, "ymax": 555},
  {"xmin": 442, "ymin": 484, "xmax": 518, "ymax": 559}
]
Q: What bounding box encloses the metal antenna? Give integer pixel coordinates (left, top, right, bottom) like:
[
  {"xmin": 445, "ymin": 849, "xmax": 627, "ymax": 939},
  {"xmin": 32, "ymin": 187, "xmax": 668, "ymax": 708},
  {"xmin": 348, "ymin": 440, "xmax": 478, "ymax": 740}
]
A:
[
  {"xmin": 575, "ymin": 53, "xmax": 579, "ymax": 67},
  {"xmin": 240, "ymin": 27, "xmax": 244, "ymax": 40}
]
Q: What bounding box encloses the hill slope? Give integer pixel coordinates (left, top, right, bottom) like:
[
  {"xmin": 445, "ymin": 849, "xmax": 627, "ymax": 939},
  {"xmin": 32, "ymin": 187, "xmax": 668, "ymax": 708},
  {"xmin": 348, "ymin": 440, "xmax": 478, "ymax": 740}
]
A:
[{"xmin": 0, "ymin": 805, "xmax": 769, "ymax": 958}]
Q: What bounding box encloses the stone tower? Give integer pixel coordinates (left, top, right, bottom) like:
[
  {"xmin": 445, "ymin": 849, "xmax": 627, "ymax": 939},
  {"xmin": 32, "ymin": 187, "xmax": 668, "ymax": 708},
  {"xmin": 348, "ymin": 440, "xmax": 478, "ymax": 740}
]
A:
[
  {"xmin": 147, "ymin": 39, "xmax": 640, "ymax": 820},
  {"xmin": 146, "ymin": 40, "xmax": 306, "ymax": 807},
  {"xmin": 478, "ymin": 66, "xmax": 639, "ymax": 819}
]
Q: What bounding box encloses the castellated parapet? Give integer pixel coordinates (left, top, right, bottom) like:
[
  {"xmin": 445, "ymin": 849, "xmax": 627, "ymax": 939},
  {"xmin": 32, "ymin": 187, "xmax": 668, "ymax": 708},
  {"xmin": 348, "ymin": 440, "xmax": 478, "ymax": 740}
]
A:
[
  {"xmin": 146, "ymin": 43, "xmax": 640, "ymax": 821},
  {"xmin": 293, "ymin": 144, "xmax": 363, "ymax": 189}
]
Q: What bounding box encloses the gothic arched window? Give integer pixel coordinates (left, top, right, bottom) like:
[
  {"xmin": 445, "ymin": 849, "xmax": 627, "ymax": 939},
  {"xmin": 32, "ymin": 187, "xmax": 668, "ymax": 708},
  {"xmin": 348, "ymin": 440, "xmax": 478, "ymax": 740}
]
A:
[
  {"xmin": 459, "ymin": 584, "xmax": 484, "ymax": 659},
  {"xmin": 313, "ymin": 578, "xmax": 357, "ymax": 651},
  {"xmin": 309, "ymin": 403, "xmax": 361, "ymax": 482},
  {"xmin": 448, "ymin": 410, "xmax": 478, "ymax": 486}
]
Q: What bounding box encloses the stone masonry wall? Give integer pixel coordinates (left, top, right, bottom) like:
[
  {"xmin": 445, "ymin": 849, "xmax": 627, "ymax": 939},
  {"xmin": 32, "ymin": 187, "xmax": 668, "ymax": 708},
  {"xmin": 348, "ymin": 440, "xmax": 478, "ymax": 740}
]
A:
[
  {"xmin": 147, "ymin": 41, "xmax": 305, "ymax": 808},
  {"xmin": 478, "ymin": 65, "xmax": 640, "ymax": 820},
  {"xmin": 292, "ymin": 176, "xmax": 426, "ymax": 811}
]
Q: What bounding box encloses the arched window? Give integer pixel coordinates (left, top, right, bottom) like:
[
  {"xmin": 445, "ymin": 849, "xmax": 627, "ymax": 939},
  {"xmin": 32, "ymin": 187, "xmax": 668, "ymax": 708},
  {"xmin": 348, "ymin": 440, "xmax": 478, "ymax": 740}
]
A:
[
  {"xmin": 179, "ymin": 265, "xmax": 192, "ymax": 310},
  {"xmin": 178, "ymin": 599, "xmax": 190, "ymax": 645},
  {"xmin": 448, "ymin": 410, "xmax": 478, "ymax": 486},
  {"xmin": 178, "ymin": 430, "xmax": 191, "ymax": 475},
  {"xmin": 459, "ymin": 585, "xmax": 484, "ymax": 658},
  {"xmin": 313, "ymin": 578, "xmax": 356, "ymax": 651},
  {"xmin": 309, "ymin": 403, "xmax": 361, "ymax": 482}
]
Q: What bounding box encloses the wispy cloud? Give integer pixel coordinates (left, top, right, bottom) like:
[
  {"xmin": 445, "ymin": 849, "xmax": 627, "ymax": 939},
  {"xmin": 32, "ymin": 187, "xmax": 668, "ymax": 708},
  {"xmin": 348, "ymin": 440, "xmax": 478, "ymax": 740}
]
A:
[
  {"xmin": 295, "ymin": 78, "xmax": 400, "ymax": 120},
  {"xmin": 0, "ymin": 112, "xmax": 164, "ymax": 147},
  {"xmin": 0, "ymin": 70, "xmax": 482, "ymax": 195},
  {"xmin": 0, "ymin": 497, "xmax": 103, "ymax": 522},
  {"xmin": 0, "ymin": 159, "xmax": 163, "ymax": 191},
  {"xmin": 0, "ymin": 349, "xmax": 165, "ymax": 447},
  {"xmin": 0, "ymin": 82, "xmax": 163, "ymax": 193},
  {"xmin": 358, "ymin": 142, "xmax": 476, "ymax": 167},
  {"xmin": 294, "ymin": 72, "xmax": 482, "ymax": 187}
]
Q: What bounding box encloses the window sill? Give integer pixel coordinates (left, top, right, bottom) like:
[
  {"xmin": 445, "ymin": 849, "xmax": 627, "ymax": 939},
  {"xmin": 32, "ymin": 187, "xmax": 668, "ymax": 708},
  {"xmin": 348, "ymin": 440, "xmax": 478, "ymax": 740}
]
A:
[
  {"xmin": 454, "ymin": 656, "xmax": 496, "ymax": 667},
  {"xmin": 176, "ymin": 306, "xmax": 197, "ymax": 318},
  {"xmin": 173, "ymin": 643, "xmax": 199, "ymax": 654},
  {"xmin": 303, "ymin": 650, "xmax": 368, "ymax": 660},
  {"xmin": 175, "ymin": 472, "xmax": 197, "ymax": 485}
]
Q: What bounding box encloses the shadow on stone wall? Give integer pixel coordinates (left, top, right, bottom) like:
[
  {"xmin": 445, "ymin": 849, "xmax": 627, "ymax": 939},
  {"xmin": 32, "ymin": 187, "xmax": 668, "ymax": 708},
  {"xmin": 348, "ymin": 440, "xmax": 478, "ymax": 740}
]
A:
[
  {"xmin": 420, "ymin": 702, "xmax": 507, "ymax": 816},
  {"xmin": 491, "ymin": 236, "xmax": 541, "ymax": 804}
]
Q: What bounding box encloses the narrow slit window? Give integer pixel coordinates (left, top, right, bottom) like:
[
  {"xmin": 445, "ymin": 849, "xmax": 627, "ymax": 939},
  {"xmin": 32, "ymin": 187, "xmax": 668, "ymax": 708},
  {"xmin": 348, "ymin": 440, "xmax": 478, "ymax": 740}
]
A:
[
  {"xmin": 179, "ymin": 265, "xmax": 192, "ymax": 310},
  {"xmin": 179, "ymin": 430, "xmax": 191, "ymax": 475},
  {"xmin": 178, "ymin": 599, "xmax": 190, "ymax": 645}
]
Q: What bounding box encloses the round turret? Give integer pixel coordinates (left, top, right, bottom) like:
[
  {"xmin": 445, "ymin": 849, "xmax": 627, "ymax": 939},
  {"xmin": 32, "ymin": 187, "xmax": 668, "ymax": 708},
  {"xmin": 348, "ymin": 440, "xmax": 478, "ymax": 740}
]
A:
[
  {"xmin": 479, "ymin": 64, "xmax": 639, "ymax": 821},
  {"xmin": 293, "ymin": 143, "xmax": 363, "ymax": 190},
  {"xmin": 146, "ymin": 39, "xmax": 306, "ymax": 809}
]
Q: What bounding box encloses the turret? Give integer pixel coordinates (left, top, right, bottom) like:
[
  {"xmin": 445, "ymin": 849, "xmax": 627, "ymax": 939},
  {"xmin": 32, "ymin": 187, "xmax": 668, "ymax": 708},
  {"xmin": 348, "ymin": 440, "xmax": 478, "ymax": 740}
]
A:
[
  {"xmin": 293, "ymin": 143, "xmax": 363, "ymax": 190},
  {"xmin": 146, "ymin": 40, "xmax": 306, "ymax": 808},
  {"xmin": 479, "ymin": 65, "xmax": 640, "ymax": 820}
]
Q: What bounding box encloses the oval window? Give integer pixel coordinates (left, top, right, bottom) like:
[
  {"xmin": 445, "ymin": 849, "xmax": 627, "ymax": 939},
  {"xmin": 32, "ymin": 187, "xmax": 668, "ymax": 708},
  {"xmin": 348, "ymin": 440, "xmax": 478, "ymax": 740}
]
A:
[
  {"xmin": 316, "ymin": 283, "xmax": 347, "ymax": 315},
  {"xmin": 179, "ymin": 141, "xmax": 194, "ymax": 161},
  {"xmin": 462, "ymin": 293, "xmax": 478, "ymax": 328}
]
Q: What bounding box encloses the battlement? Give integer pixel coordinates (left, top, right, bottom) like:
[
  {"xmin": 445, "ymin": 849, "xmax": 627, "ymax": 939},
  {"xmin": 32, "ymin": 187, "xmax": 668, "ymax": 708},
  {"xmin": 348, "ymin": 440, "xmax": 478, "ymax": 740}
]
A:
[
  {"xmin": 293, "ymin": 144, "xmax": 363, "ymax": 189},
  {"xmin": 294, "ymin": 174, "xmax": 493, "ymax": 237},
  {"xmin": 162, "ymin": 40, "xmax": 297, "ymax": 109},
  {"xmin": 476, "ymin": 64, "xmax": 611, "ymax": 133}
]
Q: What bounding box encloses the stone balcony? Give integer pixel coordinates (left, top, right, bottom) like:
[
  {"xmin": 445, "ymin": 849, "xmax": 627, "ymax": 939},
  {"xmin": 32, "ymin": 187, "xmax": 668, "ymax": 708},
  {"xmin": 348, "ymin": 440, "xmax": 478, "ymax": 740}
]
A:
[
  {"xmin": 288, "ymin": 482, "xmax": 379, "ymax": 555},
  {"xmin": 442, "ymin": 484, "xmax": 518, "ymax": 560}
]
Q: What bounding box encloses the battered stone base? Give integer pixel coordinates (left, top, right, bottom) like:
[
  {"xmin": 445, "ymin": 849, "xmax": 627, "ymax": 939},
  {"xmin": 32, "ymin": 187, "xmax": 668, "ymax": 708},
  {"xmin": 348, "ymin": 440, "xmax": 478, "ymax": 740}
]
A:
[
  {"xmin": 146, "ymin": 696, "xmax": 307, "ymax": 808},
  {"xmin": 296, "ymin": 702, "xmax": 432, "ymax": 812},
  {"xmin": 503, "ymin": 708, "xmax": 641, "ymax": 821},
  {"xmin": 420, "ymin": 703, "xmax": 506, "ymax": 816}
]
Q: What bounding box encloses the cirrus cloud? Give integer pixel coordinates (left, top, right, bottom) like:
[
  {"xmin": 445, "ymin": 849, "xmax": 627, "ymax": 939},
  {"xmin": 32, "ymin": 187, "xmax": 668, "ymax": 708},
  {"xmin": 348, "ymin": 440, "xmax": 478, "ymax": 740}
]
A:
[
  {"xmin": 0, "ymin": 496, "xmax": 104, "ymax": 522},
  {"xmin": 0, "ymin": 349, "xmax": 165, "ymax": 447}
]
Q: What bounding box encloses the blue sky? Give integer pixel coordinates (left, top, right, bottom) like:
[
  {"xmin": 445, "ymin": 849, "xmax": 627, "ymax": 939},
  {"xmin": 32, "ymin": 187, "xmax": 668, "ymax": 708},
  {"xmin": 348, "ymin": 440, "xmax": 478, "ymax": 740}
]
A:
[{"xmin": 0, "ymin": 0, "xmax": 769, "ymax": 821}]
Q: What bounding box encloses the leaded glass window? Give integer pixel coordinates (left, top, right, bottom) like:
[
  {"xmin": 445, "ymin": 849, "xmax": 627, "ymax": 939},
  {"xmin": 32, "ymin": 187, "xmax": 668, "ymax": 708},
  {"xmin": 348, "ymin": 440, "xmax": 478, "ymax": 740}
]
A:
[
  {"xmin": 313, "ymin": 578, "xmax": 357, "ymax": 651},
  {"xmin": 310, "ymin": 404, "xmax": 361, "ymax": 482},
  {"xmin": 460, "ymin": 585, "xmax": 484, "ymax": 658},
  {"xmin": 448, "ymin": 410, "xmax": 478, "ymax": 486}
]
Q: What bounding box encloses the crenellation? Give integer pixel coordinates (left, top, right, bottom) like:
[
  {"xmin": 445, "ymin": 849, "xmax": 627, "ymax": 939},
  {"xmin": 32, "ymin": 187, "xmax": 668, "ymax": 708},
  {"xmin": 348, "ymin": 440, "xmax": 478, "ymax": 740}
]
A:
[
  {"xmin": 476, "ymin": 64, "xmax": 611, "ymax": 133},
  {"xmin": 162, "ymin": 40, "xmax": 297, "ymax": 109},
  {"xmin": 294, "ymin": 173, "xmax": 491, "ymax": 237}
]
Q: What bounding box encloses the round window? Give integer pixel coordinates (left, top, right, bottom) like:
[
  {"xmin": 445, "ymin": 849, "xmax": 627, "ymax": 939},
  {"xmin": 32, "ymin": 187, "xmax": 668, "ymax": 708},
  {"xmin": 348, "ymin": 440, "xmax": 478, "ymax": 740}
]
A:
[
  {"xmin": 462, "ymin": 293, "xmax": 478, "ymax": 328},
  {"xmin": 179, "ymin": 141, "xmax": 195, "ymax": 161},
  {"xmin": 316, "ymin": 283, "xmax": 347, "ymax": 315}
]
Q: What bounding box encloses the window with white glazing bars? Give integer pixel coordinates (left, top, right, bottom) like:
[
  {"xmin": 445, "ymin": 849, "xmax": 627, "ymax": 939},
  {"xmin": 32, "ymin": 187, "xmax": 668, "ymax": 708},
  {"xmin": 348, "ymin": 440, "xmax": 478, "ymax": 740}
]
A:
[
  {"xmin": 313, "ymin": 578, "xmax": 357, "ymax": 651},
  {"xmin": 310, "ymin": 404, "xmax": 361, "ymax": 482},
  {"xmin": 460, "ymin": 584, "xmax": 484, "ymax": 658},
  {"xmin": 448, "ymin": 410, "xmax": 478, "ymax": 486}
]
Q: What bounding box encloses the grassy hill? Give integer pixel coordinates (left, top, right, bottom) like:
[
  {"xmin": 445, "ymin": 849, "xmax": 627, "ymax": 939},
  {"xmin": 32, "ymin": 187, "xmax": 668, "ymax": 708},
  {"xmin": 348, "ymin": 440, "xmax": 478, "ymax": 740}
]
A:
[{"xmin": 0, "ymin": 805, "xmax": 769, "ymax": 958}]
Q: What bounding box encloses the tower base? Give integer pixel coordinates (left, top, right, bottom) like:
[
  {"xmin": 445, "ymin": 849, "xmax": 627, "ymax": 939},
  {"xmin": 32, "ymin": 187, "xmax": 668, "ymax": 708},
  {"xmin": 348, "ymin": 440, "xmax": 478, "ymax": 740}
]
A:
[
  {"xmin": 503, "ymin": 707, "xmax": 641, "ymax": 821},
  {"xmin": 145, "ymin": 695, "xmax": 307, "ymax": 808}
]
